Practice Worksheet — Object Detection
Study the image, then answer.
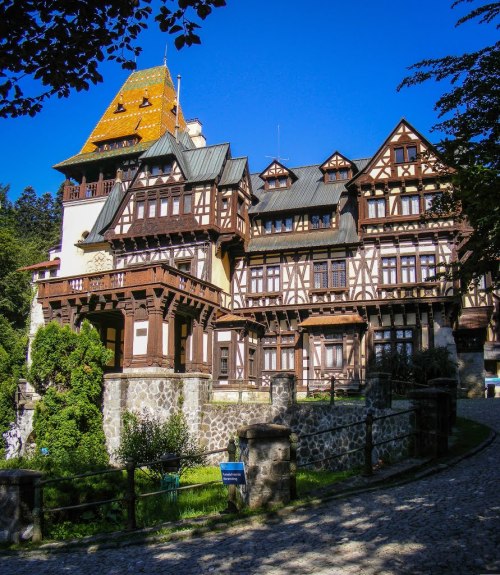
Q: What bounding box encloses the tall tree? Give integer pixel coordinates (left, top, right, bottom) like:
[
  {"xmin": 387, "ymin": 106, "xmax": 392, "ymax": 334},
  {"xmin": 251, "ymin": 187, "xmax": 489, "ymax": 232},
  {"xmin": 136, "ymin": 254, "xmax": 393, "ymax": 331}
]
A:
[
  {"xmin": 398, "ymin": 0, "xmax": 499, "ymax": 289},
  {"xmin": 0, "ymin": 0, "xmax": 226, "ymax": 118}
]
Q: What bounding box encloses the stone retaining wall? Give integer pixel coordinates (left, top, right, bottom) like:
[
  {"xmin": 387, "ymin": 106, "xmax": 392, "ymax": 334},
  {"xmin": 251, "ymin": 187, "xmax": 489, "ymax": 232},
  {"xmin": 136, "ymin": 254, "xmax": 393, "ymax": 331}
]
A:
[{"xmin": 102, "ymin": 371, "xmax": 413, "ymax": 470}]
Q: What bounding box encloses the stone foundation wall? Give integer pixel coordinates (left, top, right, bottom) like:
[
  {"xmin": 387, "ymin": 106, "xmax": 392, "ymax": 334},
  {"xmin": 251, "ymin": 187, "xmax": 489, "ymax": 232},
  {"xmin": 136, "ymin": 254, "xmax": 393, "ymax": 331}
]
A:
[
  {"xmin": 458, "ymin": 352, "xmax": 485, "ymax": 397},
  {"xmin": 102, "ymin": 370, "xmax": 210, "ymax": 462},
  {"xmin": 199, "ymin": 402, "xmax": 413, "ymax": 470},
  {"xmin": 102, "ymin": 371, "xmax": 413, "ymax": 470}
]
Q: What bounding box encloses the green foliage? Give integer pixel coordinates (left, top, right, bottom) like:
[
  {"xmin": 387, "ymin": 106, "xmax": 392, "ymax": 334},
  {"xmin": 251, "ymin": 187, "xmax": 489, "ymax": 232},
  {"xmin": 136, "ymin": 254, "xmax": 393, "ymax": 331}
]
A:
[
  {"xmin": 369, "ymin": 345, "xmax": 457, "ymax": 393},
  {"xmin": 116, "ymin": 410, "xmax": 205, "ymax": 477},
  {"xmin": 412, "ymin": 346, "xmax": 457, "ymax": 387},
  {"xmin": 0, "ymin": 1, "xmax": 226, "ymax": 118},
  {"xmin": 0, "ymin": 316, "xmax": 27, "ymax": 449},
  {"xmin": 399, "ymin": 1, "xmax": 499, "ymax": 289},
  {"xmin": 30, "ymin": 321, "xmax": 111, "ymax": 469}
]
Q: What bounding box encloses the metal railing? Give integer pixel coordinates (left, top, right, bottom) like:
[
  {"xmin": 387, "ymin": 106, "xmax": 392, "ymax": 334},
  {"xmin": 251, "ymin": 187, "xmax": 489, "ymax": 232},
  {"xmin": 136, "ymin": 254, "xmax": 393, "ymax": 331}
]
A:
[
  {"xmin": 32, "ymin": 440, "xmax": 237, "ymax": 542},
  {"xmin": 291, "ymin": 407, "xmax": 417, "ymax": 480}
]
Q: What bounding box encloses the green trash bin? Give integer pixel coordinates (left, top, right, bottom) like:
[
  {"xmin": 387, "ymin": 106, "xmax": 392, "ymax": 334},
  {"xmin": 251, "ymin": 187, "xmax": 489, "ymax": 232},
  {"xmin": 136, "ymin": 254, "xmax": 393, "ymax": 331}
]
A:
[{"xmin": 161, "ymin": 473, "xmax": 179, "ymax": 503}]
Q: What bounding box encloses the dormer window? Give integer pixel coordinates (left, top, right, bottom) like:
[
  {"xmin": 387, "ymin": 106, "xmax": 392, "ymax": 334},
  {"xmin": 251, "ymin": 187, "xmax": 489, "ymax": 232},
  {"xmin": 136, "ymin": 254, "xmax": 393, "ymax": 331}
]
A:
[
  {"xmin": 326, "ymin": 168, "xmax": 350, "ymax": 182},
  {"xmin": 150, "ymin": 163, "xmax": 173, "ymax": 177},
  {"xmin": 268, "ymin": 176, "xmax": 288, "ymax": 189},
  {"xmin": 139, "ymin": 96, "xmax": 151, "ymax": 108},
  {"xmin": 96, "ymin": 136, "xmax": 139, "ymax": 153}
]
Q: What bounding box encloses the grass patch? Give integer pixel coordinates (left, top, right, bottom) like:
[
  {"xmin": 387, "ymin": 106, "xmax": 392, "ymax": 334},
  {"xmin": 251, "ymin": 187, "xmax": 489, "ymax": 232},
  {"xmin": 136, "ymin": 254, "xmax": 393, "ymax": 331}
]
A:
[
  {"xmin": 448, "ymin": 417, "xmax": 491, "ymax": 458},
  {"xmin": 296, "ymin": 468, "xmax": 357, "ymax": 495}
]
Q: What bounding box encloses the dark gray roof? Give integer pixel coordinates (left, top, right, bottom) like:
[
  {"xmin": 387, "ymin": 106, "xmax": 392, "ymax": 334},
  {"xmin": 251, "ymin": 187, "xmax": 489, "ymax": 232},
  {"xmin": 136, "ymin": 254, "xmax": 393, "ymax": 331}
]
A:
[
  {"xmin": 247, "ymin": 199, "xmax": 358, "ymax": 253},
  {"xmin": 183, "ymin": 143, "xmax": 230, "ymax": 183},
  {"xmin": 220, "ymin": 157, "xmax": 247, "ymax": 186},
  {"xmin": 140, "ymin": 131, "xmax": 191, "ymax": 177},
  {"xmin": 353, "ymin": 157, "xmax": 371, "ymax": 172},
  {"xmin": 83, "ymin": 181, "xmax": 126, "ymax": 244},
  {"xmin": 250, "ymin": 165, "xmax": 345, "ymax": 215}
]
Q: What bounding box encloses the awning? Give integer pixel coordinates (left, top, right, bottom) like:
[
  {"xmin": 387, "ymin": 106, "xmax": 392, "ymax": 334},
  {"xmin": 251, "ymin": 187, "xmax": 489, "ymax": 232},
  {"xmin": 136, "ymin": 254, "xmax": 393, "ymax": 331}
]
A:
[
  {"xmin": 18, "ymin": 258, "xmax": 60, "ymax": 272},
  {"xmin": 299, "ymin": 314, "xmax": 365, "ymax": 327}
]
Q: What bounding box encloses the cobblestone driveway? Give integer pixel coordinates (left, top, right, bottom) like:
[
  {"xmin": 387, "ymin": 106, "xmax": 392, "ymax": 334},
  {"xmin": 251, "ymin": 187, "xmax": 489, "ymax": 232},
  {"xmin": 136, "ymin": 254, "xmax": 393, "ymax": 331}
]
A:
[{"xmin": 2, "ymin": 399, "xmax": 499, "ymax": 575}]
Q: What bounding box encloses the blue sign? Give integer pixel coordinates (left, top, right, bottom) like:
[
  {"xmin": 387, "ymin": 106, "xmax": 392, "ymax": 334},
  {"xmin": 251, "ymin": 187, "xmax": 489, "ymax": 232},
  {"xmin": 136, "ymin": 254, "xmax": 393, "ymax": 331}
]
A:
[{"xmin": 220, "ymin": 462, "xmax": 246, "ymax": 485}]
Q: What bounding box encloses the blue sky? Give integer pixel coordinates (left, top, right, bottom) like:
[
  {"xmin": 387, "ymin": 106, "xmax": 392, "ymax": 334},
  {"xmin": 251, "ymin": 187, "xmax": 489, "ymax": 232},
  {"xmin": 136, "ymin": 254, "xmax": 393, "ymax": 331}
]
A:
[{"xmin": 1, "ymin": 0, "xmax": 495, "ymax": 200}]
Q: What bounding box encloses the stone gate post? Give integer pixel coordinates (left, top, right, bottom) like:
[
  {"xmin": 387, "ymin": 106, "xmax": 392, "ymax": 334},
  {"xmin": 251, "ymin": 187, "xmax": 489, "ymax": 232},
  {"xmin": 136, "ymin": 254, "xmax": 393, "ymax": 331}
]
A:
[
  {"xmin": 237, "ymin": 423, "xmax": 291, "ymax": 509},
  {"xmin": 365, "ymin": 372, "xmax": 392, "ymax": 410},
  {"xmin": 270, "ymin": 372, "xmax": 295, "ymax": 409},
  {"xmin": 427, "ymin": 377, "xmax": 458, "ymax": 432},
  {"xmin": 409, "ymin": 388, "xmax": 449, "ymax": 458},
  {"xmin": 0, "ymin": 469, "xmax": 42, "ymax": 543}
]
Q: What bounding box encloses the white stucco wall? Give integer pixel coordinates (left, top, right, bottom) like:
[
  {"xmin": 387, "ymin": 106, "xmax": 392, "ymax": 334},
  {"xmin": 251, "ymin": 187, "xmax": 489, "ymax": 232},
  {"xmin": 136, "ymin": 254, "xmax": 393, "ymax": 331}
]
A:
[{"xmin": 59, "ymin": 198, "xmax": 111, "ymax": 277}]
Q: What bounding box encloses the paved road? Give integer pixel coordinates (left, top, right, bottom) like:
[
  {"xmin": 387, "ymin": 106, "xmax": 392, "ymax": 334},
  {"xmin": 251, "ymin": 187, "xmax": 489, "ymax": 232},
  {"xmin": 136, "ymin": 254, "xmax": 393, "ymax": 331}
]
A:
[{"xmin": 2, "ymin": 399, "xmax": 499, "ymax": 575}]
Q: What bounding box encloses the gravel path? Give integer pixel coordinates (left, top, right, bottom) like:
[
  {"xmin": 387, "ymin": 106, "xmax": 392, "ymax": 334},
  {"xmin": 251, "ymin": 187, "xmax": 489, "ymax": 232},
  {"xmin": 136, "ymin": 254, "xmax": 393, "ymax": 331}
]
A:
[{"xmin": 2, "ymin": 399, "xmax": 499, "ymax": 574}]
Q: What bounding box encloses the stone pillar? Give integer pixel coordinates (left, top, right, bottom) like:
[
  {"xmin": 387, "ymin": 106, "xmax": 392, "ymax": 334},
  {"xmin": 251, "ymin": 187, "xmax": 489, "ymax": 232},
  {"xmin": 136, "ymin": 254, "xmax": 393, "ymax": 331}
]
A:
[
  {"xmin": 0, "ymin": 470, "xmax": 42, "ymax": 543},
  {"xmin": 365, "ymin": 372, "xmax": 392, "ymax": 410},
  {"xmin": 428, "ymin": 377, "xmax": 458, "ymax": 432},
  {"xmin": 270, "ymin": 373, "xmax": 295, "ymax": 409},
  {"xmin": 409, "ymin": 388, "xmax": 449, "ymax": 458},
  {"xmin": 237, "ymin": 423, "xmax": 291, "ymax": 509}
]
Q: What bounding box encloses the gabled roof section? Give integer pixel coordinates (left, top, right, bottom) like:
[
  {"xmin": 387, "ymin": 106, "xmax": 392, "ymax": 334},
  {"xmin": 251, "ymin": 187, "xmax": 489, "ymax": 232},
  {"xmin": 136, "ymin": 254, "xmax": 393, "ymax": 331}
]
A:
[
  {"xmin": 54, "ymin": 65, "xmax": 186, "ymax": 170},
  {"xmin": 350, "ymin": 119, "xmax": 441, "ymax": 184},
  {"xmin": 250, "ymin": 165, "xmax": 345, "ymax": 215},
  {"xmin": 183, "ymin": 143, "xmax": 230, "ymax": 183},
  {"xmin": 140, "ymin": 130, "xmax": 192, "ymax": 178},
  {"xmin": 219, "ymin": 157, "xmax": 248, "ymax": 186},
  {"xmin": 82, "ymin": 181, "xmax": 127, "ymax": 244},
  {"xmin": 259, "ymin": 159, "xmax": 297, "ymax": 182},
  {"xmin": 320, "ymin": 151, "xmax": 354, "ymax": 172}
]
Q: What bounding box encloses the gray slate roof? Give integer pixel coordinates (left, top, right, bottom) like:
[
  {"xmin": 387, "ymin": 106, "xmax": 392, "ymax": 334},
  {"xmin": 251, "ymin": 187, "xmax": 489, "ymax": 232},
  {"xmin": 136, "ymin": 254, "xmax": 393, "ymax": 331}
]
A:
[
  {"xmin": 83, "ymin": 181, "xmax": 126, "ymax": 244},
  {"xmin": 247, "ymin": 205, "xmax": 358, "ymax": 253},
  {"xmin": 220, "ymin": 157, "xmax": 247, "ymax": 186},
  {"xmin": 250, "ymin": 165, "xmax": 345, "ymax": 215}
]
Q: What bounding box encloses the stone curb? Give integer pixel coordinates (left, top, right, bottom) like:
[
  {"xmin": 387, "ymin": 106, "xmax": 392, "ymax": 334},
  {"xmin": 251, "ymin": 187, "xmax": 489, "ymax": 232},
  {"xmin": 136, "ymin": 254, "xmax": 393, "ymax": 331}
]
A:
[{"xmin": 4, "ymin": 427, "xmax": 496, "ymax": 557}]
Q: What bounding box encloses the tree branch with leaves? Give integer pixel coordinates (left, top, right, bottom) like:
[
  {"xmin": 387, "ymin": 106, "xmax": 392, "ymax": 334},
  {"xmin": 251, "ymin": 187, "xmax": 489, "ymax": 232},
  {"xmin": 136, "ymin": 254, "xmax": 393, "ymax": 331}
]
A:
[
  {"xmin": 398, "ymin": 0, "xmax": 499, "ymax": 289},
  {"xmin": 0, "ymin": 0, "xmax": 226, "ymax": 118}
]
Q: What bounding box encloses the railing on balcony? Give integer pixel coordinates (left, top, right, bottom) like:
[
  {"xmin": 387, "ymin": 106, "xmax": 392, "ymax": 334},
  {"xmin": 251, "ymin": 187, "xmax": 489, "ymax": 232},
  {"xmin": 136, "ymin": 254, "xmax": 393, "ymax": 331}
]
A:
[
  {"xmin": 63, "ymin": 178, "xmax": 131, "ymax": 202},
  {"xmin": 37, "ymin": 264, "xmax": 231, "ymax": 311}
]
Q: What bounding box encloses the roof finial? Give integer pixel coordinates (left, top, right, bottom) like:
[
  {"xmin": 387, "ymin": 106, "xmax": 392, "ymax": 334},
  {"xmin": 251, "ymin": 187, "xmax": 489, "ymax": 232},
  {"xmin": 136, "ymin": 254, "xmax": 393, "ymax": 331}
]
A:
[{"xmin": 163, "ymin": 43, "xmax": 168, "ymax": 67}]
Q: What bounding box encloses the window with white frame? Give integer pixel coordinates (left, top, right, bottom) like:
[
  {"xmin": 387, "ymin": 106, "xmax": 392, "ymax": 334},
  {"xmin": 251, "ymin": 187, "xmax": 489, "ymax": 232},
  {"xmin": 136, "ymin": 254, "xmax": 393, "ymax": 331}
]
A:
[
  {"xmin": 250, "ymin": 265, "xmax": 280, "ymax": 293},
  {"xmin": 266, "ymin": 265, "xmax": 280, "ymax": 292},
  {"xmin": 381, "ymin": 257, "xmax": 397, "ymax": 284},
  {"xmin": 250, "ymin": 267, "xmax": 263, "ymax": 292},
  {"xmin": 401, "ymin": 195, "xmax": 420, "ymax": 215},
  {"xmin": 420, "ymin": 254, "xmax": 436, "ymax": 281},
  {"xmin": 136, "ymin": 200, "xmax": 145, "ymax": 219},
  {"xmin": 263, "ymin": 336, "xmax": 277, "ymax": 370},
  {"xmin": 367, "ymin": 198, "xmax": 386, "ymax": 218},
  {"xmin": 401, "ymin": 256, "xmax": 416, "ymax": 283}
]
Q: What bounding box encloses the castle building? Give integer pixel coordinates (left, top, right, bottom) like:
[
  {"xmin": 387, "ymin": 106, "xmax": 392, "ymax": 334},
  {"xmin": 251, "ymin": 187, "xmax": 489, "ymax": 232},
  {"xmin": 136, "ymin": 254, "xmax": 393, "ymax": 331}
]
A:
[{"xmin": 27, "ymin": 64, "xmax": 499, "ymax": 399}]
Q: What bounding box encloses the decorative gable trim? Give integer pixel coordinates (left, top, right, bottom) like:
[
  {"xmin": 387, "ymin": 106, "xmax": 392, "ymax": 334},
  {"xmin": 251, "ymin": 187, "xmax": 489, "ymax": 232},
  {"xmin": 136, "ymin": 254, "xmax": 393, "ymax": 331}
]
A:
[
  {"xmin": 320, "ymin": 151, "xmax": 354, "ymax": 183},
  {"xmin": 259, "ymin": 160, "xmax": 297, "ymax": 191}
]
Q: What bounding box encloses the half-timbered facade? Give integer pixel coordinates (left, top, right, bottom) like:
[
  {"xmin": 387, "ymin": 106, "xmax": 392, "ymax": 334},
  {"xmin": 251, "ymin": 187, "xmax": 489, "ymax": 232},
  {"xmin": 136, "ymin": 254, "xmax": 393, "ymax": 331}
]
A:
[{"xmin": 28, "ymin": 65, "xmax": 498, "ymax": 397}]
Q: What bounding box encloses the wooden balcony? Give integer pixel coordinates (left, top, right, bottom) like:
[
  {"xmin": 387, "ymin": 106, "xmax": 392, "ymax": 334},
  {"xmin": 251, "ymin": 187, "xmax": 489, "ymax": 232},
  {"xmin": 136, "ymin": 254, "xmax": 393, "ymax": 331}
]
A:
[
  {"xmin": 63, "ymin": 177, "xmax": 134, "ymax": 202},
  {"xmin": 37, "ymin": 263, "xmax": 231, "ymax": 310}
]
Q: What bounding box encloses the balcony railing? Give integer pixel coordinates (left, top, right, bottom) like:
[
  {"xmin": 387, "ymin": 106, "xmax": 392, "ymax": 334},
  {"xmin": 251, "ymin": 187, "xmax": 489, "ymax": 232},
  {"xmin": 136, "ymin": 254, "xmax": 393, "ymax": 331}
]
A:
[
  {"xmin": 63, "ymin": 178, "xmax": 133, "ymax": 202},
  {"xmin": 37, "ymin": 264, "xmax": 231, "ymax": 310}
]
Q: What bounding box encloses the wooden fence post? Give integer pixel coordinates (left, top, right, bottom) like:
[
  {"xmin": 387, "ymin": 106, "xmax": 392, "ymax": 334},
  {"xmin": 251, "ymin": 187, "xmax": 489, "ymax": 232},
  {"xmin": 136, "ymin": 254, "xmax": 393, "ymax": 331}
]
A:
[
  {"xmin": 125, "ymin": 459, "xmax": 136, "ymax": 530},
  {"xmin": 32, "ymin": 479, "xmax": 43, "ymax": 543},
  {"xmin": 363, "ymin": 411, "xmax": 374, "ymax": 477}
]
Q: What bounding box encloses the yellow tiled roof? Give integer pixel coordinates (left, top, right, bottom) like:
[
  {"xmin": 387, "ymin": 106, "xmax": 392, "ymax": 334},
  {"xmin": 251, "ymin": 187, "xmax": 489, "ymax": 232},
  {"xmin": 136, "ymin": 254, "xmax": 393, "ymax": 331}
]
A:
[{"xmin": 80, "ymin": 65, "xmax": 186, "ymax": 154}]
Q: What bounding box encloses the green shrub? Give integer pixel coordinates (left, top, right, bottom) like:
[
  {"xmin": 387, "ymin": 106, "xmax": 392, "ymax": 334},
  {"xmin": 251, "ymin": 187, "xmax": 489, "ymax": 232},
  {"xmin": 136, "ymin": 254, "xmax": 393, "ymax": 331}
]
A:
[
  {"xmin": 116, "ymin": 411, "xmax": 205, "ymax": 478},
  {"xmin": 412, "ymin": 346, "xmax": 457, "ymax": 386},
  {"xmin": 29, "ymin": 320, "xmax": 111, "ymax": 469}
]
